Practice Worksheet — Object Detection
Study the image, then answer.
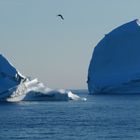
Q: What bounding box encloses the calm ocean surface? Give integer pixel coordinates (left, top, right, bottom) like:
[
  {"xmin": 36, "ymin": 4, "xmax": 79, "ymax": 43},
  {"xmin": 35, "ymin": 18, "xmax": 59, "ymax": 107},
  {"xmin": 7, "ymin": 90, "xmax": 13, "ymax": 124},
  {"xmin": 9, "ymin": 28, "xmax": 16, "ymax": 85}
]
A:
[{"xmin": 1, "ymin": 90, "xmax": 140, "ymax": 140}]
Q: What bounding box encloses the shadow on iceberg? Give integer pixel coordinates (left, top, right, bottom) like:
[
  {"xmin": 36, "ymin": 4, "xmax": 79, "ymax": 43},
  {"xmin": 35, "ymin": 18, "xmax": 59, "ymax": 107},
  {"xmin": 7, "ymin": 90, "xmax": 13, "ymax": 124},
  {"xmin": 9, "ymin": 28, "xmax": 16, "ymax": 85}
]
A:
[{"xmin": 88, "ymin": 19, "xmax": 140, "ymax": 95}]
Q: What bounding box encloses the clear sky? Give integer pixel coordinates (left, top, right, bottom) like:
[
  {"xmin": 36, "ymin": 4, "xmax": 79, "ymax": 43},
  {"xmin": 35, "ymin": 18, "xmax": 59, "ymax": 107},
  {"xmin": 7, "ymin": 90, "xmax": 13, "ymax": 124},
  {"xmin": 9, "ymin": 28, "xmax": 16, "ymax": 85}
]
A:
[{"xmin": 0, "ymin": 0, "xmax": 140, "ymax": 89}]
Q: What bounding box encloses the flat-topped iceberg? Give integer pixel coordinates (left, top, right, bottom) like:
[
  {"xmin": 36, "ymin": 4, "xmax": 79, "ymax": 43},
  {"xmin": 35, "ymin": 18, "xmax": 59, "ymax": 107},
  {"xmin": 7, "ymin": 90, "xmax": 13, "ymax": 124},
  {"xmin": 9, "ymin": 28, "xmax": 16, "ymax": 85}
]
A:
[
  {"xmin": 88, "ymin": 19, "xmax": 140, "ymax": 94},
  {"xmin": 0, "ymin": 55, "xmax": 85, "ymax": 102}
]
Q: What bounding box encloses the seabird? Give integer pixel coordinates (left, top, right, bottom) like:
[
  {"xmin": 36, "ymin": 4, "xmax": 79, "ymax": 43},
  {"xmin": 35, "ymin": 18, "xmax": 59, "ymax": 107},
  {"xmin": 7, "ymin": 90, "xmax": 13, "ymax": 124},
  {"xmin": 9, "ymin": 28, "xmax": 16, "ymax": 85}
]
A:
[{"xmin": 57, "ymin": 14, "xmax": 64, "ymax": 20}]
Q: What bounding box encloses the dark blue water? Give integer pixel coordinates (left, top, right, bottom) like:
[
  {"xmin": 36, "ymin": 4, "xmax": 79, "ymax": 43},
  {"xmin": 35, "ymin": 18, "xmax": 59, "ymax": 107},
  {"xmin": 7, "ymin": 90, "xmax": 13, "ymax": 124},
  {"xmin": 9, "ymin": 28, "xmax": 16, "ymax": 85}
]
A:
[{"xmin": 1, "ymin": 90, "xmax": 140, "ymax": 140}]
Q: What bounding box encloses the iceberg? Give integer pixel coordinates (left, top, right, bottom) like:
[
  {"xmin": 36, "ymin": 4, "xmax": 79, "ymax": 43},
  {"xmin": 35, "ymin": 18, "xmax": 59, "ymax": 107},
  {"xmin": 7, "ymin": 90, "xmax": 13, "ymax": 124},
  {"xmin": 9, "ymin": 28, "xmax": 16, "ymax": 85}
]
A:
[
  {"xmin": 88, "ymin": 19, "xmax": 140, "ymax": 94},
  {"xmin": 6, "ymin": 79, "xmax": 71, "ymax": 102},
  {"xmin": 0, "ymin": 54, "xmax": 25, "ymax": 99},
  {"xmin": 0, "ymin": 55, "xmax": 84, "ymax": 102}
]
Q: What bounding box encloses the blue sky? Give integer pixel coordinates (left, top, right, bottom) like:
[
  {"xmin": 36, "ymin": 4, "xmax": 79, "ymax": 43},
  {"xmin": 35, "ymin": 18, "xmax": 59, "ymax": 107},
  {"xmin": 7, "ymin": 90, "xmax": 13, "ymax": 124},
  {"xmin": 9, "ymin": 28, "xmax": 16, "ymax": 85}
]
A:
[{"xmin": 0, "ymin": 0, "xmax": 140, "ymax": 89}]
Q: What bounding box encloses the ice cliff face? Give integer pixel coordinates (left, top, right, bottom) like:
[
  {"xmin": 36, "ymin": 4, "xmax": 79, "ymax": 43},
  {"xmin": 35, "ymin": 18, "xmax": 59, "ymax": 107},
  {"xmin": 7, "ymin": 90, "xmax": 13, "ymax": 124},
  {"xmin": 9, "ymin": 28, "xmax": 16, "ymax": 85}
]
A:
[{"xmin": 88, "ymin": 19, "xmax": 140, "ymax": 94}]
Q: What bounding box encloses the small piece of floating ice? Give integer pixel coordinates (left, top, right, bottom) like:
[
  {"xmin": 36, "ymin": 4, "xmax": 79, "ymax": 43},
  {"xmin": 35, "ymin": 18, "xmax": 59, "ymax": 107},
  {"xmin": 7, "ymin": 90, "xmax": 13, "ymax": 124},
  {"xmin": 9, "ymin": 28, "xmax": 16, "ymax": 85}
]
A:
[{"xmin": 0, "ymin": 54, "xmax": 86, "ymax": 102}]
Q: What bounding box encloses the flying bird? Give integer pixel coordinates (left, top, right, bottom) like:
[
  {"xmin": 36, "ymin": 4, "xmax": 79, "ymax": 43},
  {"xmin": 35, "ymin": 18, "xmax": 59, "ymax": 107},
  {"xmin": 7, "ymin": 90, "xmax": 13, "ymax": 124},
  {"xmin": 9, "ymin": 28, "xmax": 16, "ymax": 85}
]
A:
[{"xmin": 57, "ymin": 14, "xmax": 64, "ymax": 20}]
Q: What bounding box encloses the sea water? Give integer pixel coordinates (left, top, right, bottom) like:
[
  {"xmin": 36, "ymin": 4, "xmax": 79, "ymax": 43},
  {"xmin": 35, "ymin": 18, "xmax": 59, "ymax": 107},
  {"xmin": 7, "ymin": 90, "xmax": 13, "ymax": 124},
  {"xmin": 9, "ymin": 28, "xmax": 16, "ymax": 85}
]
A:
[{"xmin": 0, "ymin": 90, "xmax": 140, "ymax": 140}]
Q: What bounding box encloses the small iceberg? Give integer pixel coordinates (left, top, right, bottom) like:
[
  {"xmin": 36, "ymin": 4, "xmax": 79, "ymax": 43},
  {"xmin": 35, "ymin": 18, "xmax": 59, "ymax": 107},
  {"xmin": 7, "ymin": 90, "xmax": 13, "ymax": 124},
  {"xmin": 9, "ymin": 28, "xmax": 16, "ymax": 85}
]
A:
[{"xmin": 0, "ymin": 55, "xmax": 86, "ymax": 102}]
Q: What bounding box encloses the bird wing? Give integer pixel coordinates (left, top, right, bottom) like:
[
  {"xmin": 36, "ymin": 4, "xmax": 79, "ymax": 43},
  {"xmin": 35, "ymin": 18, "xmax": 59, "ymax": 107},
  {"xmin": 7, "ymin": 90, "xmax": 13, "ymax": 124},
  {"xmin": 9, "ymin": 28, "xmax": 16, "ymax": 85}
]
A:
[{"xmin": 57, "ymin": 14, "xmax": 64, "ymax": 20}]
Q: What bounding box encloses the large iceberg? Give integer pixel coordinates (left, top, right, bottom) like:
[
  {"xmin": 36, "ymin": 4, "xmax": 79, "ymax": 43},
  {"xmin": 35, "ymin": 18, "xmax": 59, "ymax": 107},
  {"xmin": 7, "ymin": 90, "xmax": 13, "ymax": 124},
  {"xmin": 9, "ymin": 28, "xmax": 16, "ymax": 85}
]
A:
[
  {"xmin": 0, "ymin": 54, "xmax": 85, "ymax": 102},
  {"xmin": 88, "ymin": 19, "xmax": 140, "ymax": 94}
]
